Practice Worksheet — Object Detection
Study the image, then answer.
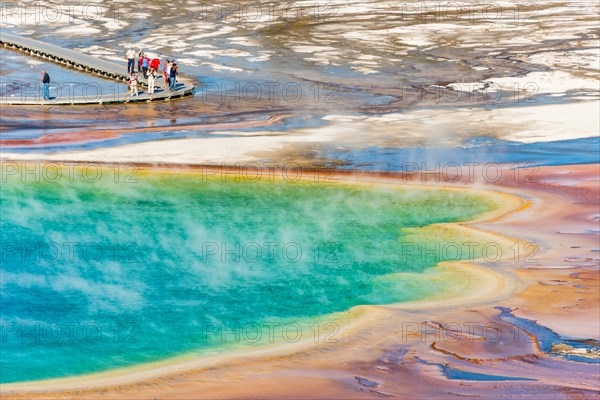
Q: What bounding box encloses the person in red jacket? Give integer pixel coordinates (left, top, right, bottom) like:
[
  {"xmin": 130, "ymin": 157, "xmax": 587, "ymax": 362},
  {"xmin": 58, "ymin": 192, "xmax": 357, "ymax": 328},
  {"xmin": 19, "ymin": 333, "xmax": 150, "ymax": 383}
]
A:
[
  {"xmin": 137, "ymin": 50, "xmax": 144, "ymax": 72},
  {"xmin": 150, "ymin": 57, "xmax": 160, "ymax": 74}
]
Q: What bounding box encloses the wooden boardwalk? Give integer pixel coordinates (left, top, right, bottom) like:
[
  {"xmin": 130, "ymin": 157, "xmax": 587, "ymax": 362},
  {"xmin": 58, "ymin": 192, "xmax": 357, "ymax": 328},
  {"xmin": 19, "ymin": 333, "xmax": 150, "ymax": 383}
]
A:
[{"xmin": 0, "ymin": 31, "xmax": 195, "ymax": 105}]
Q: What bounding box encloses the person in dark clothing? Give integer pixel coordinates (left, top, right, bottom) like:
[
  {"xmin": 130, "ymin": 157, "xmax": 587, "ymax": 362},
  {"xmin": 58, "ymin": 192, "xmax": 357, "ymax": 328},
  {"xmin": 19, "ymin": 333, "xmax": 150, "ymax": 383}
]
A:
[
  {"xmin": 169, "ymin": 63, "xmax": 178, "ymax": 91},
  {"xmin": 40, "ymin": 70, "xmax": 50, "ymax": 100}
]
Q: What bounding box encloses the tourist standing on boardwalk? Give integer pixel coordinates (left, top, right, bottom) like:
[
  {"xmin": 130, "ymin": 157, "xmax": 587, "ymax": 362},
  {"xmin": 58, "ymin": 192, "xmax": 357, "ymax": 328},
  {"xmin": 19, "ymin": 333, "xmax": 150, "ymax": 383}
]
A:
[
  {"xmin": 163, "ymin": 59, "xmax": 171, "ymax": 87},
  {"xmin": 126, "ymin": 47, "xmax": 136, "ymax": 73},
  {"xmin": 141, "ymin": 56, "xmax": 149, "ymax": 78},
  {"xmin": 137, "ymin": 50, "xmax": 144, "ymax": 72},
  {"xmin": 150, "ymin": 57, "xmax": 160, "ymax": 74},
  {"xmin": 148, "ymin": 71, "xmax": 156, "ymax": 95},
  {"xmin": 40, "ymin": 70, "xmax": 50, "ymax": 100},
  {"xmin": 128, "ymin": 72, "xmax": 139, "ymax": 96},
  {"xmin": 169, "ymin": 63, "xmax": 178, "ymax": 91}
]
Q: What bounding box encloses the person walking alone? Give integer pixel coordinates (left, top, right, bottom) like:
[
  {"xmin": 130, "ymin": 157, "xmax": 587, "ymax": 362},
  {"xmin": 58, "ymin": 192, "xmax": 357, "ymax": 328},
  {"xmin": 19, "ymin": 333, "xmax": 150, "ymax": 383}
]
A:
[
  {"xmin": 40, "ymin": 70, "xmax": 50, "ymax": 100},
  {"xmin": 126, "ymin": 47, "xmax": 136, "ymax": 73}
]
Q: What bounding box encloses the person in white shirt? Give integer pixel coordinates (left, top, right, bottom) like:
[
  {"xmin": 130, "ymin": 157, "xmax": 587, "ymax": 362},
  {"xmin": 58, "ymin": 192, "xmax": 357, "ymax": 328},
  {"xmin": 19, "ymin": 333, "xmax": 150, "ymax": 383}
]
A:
[
  {"xmin": 126, "ymin": 47, "xmax": 136, "ymax": 74},
  {"xmin": 147, "ymin": 71, "xmax": 156, "ymax": 95},
  {"xmin": 128, "ymin": 73, "xmax": 138, "ymax": 96}
]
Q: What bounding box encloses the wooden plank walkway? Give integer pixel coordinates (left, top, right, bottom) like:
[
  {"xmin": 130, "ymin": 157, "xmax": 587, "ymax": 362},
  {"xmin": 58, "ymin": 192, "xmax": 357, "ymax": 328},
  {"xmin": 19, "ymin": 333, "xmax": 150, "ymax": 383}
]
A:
[{"xmin": 0, "ymin": 31, "xmax": 195, "ymax": 105}]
